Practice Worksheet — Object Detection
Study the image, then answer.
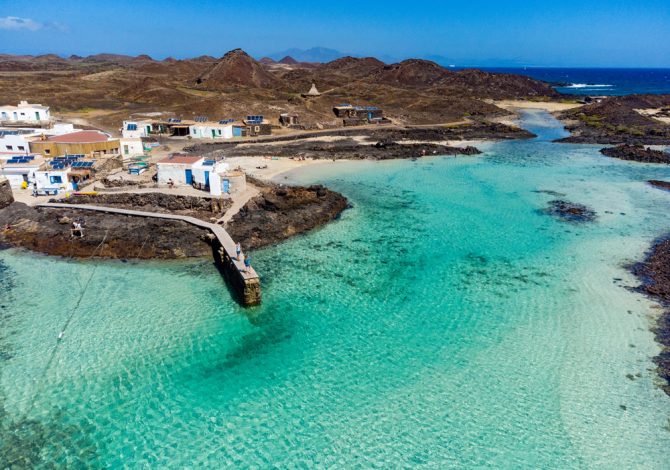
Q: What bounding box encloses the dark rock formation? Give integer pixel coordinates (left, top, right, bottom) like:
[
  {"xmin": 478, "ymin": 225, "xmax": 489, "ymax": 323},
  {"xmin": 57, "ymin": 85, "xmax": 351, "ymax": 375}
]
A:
[
  {"xmin": 543, "ymin": 200, "xmax": 597, "ymax": 223},
  {"xmin": 649, "ymin": 180, "xmax": 670, "ymax": 191},
  {"xmin": 558, "ymin": 94, "xmax": 670, "ymax": 145},
  {"xmin": 0, "ymin": 178, "xmax": 14, "ymax": 210},
  {"xmin": 0, "ymin": 202, "xmax": 212, "ymax": 259},
  {"xmin": 632, "ymin": 237, "xmax": 670, "ymax": 397},
  {"xmin": 227, "ymin": 181, "xmax": 348, "ymax": 249},
  {"xmin": 205, "ymin": 138, "xmax": 481, "ymax": 161},
  {"xmin": 600, "ymin": 145, "xmax": 670, "ymax": 164},
  {"xmin": 187, "ymin": 123, "xmax": 534, "ymax": 156},
  {"xmin": 0, "ymin": 183, "xmax": 348, "ymax": 259}
]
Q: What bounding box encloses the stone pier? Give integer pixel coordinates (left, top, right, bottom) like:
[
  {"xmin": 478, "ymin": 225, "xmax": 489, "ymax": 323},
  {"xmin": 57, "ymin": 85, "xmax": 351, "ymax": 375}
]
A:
[{"xmin": 37, "ymin": 203, "xmax": 261, "ymax": 306}]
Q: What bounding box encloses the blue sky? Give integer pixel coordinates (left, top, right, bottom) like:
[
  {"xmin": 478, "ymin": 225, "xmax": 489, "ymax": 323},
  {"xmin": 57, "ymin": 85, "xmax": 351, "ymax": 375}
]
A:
[{"xmin": 1, "ymin": 0, "xmax": 669, "ymax": 67}]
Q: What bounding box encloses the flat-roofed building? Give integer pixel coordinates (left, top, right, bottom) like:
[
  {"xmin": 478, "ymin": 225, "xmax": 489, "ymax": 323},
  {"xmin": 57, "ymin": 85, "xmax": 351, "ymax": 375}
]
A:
[
  {"xmin": 156, "ymin": 154, "xmax": 204, "ymax": 185},
  {"xmin": 0, "ymin": 101, "xmax": 51, "ymax": 125},
  {"xmin": 30, "ymin": 130, "xmax": 119, "ymax": 157}
]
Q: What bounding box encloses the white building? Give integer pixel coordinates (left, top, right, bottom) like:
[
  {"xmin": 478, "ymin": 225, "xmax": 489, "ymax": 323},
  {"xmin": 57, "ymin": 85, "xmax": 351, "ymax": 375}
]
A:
[
  {"xmin": 210, "ymin": 168, "xmax": 246, "ymax": 197},
  {"xmin": 120, "ymin": 138, "xmax": 144, "ymax": 159},
  {"xmin": 0, "ymin": 123, "xmax": 76, "ymax": 157},
  {"xmin": 33, "ymin": 169, "xmax": 73, "ymax": 195},
  {"xmin": 156, "ymin": 155, "xmax": 203, "ymax": 185},
  {"xmin": 189, "ymin": 122, "xmax": 234, "ymax": 139},
  {"xmin": 122, "ymin": 120, "xmax": 152, "ymax": 138},
  {"xmin": 0, "ymin": 130, "xmax": 32, "ymax": 156},
  {"xmin": 0, "ymin": 156, "xmax": 46, "ymax": 189},
  {"xmin": 0, "ymin": 101, "xmax": 51, "ymax": 124}
]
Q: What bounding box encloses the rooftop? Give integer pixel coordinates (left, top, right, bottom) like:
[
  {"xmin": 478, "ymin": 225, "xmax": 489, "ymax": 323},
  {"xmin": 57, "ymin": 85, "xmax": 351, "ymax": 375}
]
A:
[
  {"xmin": 157, "ymin": 154, "xmax": 203, "ymax": 165},
  {"xmin": 46, "ymin": 130, "xmax": 111, "ymax": 143},
  {"xmin": 0, "ymin": 101, "xmax": 50, "ymax": 111}
]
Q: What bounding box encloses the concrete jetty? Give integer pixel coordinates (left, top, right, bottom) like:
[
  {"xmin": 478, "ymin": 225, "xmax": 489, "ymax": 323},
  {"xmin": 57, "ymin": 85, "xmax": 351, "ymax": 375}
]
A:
[{"xmin": 37, "ymin": 202, "xmax": 261, "ymax": 306}]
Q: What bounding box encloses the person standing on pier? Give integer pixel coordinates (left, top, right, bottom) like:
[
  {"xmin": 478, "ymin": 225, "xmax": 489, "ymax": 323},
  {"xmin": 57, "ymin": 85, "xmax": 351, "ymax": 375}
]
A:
[
  {"xmin": 236, "ymin": 242, "xmax": 242, "ymax": 260},
  {"xmin": 244, "ymin": 256, "xmax": 251, "ymax": 272}
]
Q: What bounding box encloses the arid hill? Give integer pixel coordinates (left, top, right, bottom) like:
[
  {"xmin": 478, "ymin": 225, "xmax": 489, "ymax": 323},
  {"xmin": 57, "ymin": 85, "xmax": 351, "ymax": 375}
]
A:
[{"xmin": 0, "ymin": 48, "xmax": 564, "ymax": 129}]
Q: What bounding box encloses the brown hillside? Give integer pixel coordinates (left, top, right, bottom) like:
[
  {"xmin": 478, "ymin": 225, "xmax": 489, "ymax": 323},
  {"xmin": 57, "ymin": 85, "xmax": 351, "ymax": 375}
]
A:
[{"xmin": 195, "ymin": 49, "xmax": 282, "ymax": 89}]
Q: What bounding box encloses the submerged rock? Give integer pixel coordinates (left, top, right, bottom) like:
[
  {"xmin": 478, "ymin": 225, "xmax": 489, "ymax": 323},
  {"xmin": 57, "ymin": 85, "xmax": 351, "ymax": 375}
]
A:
[
  {"xmin": 543, "ymin": 200, "xmax": 597, "ymax": 223},
  {"xmin": 648, "ymin": 180, "xmax": 670, "ymax": 191}
]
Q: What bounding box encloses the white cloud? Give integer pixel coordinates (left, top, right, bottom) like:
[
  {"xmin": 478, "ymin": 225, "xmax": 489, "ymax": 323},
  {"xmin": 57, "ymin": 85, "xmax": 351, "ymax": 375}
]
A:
[{"xmin": 0, "ymin": 16, "xmax": 43, "ymax": 31}]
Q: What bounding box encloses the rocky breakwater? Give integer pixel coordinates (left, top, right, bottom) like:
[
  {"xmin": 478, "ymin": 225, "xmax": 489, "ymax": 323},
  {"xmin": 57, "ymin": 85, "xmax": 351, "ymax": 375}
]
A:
[
  {"xmin": 600, "ymin": 144, "xmax": 670, "ymax": 164},
  {"xmin": 633, "ymin": 237, "xmax": 670, "ymax": 397},
  {"xmin": 0, "ymin": 183, "xmax": 348, "ymax": 259},
  {"xmin": 227, "ymin": 179, "xmax": 348, "ymax": 250},
  {"xmin": 0, "ymin": 177, "xmax": 13, "ymax": 210}
]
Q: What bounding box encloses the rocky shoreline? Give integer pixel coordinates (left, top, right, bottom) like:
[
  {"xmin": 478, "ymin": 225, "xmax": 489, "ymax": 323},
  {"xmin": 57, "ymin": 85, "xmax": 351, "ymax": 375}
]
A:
[
  {"xmin": 632, "ymin": 237, "xmax": 670, "ymax": 397},
  {"xmin": 600, "ymin": 145, "xmax": 670, "ymax": 164},
  {"xmin": 557, "ymin": 94, "xmax": 670, "ymax": 145},
  {"xmin": 0, "ymin": 184, "xmax": 348, "ymax": 260},
  {"xmin": 186, "ymin": 122, "xmax": 534, "ymax": 160}
]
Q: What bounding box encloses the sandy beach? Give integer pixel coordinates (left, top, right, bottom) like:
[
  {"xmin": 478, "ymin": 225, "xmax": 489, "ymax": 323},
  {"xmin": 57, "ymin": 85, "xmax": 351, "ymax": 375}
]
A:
[{"xmin": 492, "ymin": 100, "xmax": 583, "ymax": 112}]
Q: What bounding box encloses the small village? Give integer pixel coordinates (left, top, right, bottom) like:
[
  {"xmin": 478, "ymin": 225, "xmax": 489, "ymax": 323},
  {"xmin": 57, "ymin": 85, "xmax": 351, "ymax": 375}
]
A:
[{"xmin": 0, "ymin": 94, "xmax": 390, "ymax": 201}]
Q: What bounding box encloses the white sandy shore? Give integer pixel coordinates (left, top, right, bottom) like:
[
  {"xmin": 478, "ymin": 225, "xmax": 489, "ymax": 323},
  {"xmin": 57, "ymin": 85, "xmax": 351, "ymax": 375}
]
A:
[
  {"xmin": 224, "ymin": 156, "xmax": 338, "ymax": 181},
  {"xmin": 492, "ymin": 100, "xmax": 583, "ymax": 112}
]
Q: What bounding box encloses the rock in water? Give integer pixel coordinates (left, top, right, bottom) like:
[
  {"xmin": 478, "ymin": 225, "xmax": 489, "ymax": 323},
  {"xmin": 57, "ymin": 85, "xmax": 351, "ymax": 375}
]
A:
[
  {"xmin": 600, "ymin": 144, "xmax": 670, "ymax": 164},
  {"xmin": 543, "ymin": 200, "xmax": 597, "ymax": 223}
]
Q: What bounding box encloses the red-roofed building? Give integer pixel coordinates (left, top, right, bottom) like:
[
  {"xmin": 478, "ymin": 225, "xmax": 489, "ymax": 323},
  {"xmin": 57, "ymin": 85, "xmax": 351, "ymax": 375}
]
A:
[
  {"xmin": 156, "ymin": 154, "xmax": 204, "ymax": 185},
  {"xmin": 30, "ymin": 130, "xmax": 119, "ymax": 156}
]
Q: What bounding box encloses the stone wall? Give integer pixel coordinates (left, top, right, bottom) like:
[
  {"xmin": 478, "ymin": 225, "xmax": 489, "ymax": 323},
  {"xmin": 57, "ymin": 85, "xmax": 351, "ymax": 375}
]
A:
[{"xmin": 0, "ymin": 177, "xmax": 14, "ymax": 209}]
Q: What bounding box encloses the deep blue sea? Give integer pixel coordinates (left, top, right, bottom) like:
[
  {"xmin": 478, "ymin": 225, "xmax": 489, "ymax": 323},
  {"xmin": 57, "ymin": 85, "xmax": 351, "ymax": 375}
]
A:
[{"xmin": 472, "ymin": 67, "xmax": 670, "ymax": 96}]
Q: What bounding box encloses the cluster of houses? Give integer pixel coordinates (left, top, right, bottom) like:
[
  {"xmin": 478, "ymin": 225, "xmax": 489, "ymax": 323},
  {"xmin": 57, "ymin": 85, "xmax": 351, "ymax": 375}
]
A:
[
  {"xmin": 332, "ymin": 104, "xmax": 391, "ymax": 126},
  {"xmin": 122, "ymin": 115, "xmax": 273, "ymax": 140},
  {"xmin": 1, "ymin": 97, "xmax": 388, "ymax": 199}
]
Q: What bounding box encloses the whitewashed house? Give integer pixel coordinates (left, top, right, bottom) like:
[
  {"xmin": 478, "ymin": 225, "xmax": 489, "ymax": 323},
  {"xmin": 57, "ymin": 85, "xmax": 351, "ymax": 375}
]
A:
[
  {"xmin": 120, "ymin": 138, "xmax": 144, "ymax": 159},
  {"xmin": 156, "ymin": 155, "xmax": 203, "ymax": 185},
  {"xmin": 33, "ymin": 169, "xmax": 73, "ymax": 195},
  {"xmin": 0, "ymin": 130, "xmax": 32, "ymax": 157},
  {"xmin": 0, "ymin": 123, "xmax": 77, "ymax": 157},
  {"xmin": 210, "ymin": 168, "xmax": 246, "ymax": 197},
  {"xmin": 0, "ymin": 156, "xmax": 45, "ymax": 189},
  {"xmin": 189, "ymin": 122, "xmax": 234, "ymax": 139},
  {"xmin": 122, "ymin": 120, "xmax": 152, "ymax": 138},
  {"xmin": 0, "ymin": 101, "xmax": 51, "ymax": 124}
]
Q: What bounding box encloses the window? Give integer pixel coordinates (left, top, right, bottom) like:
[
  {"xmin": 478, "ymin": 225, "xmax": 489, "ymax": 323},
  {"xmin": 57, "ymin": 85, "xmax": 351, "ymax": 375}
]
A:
[
  {"xmin": 50, "ymin": 175, "xmax": 63, "ymax": 184},
  {"xmin": 6, "ymin": 145, "xmax": 12, "ymax": 151},
  {"xmin": 45, "ymin": 149, "xmax": 51, "ymax": 155},
  {"xmin": 18, "ymin": 146, "xmax": 25, "ymax": 151}
]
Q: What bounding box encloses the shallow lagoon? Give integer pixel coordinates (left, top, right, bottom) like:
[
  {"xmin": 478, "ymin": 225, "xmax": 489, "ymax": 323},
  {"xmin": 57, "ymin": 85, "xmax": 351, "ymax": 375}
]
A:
[{"xmin": 1, "ymin": 111, "xmax": 669, "ymax": 468}]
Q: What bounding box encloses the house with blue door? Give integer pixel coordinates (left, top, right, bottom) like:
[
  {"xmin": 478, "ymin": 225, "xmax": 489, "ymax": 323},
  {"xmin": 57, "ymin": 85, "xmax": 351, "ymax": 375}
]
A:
[{"xmin": 156, "ymin": 154, "xmax": 204, "ymax": 186}]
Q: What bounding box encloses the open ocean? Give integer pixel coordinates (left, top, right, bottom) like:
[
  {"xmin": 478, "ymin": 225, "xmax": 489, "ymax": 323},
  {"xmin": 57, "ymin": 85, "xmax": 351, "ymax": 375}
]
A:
[
  {"xmin": 1, "ymin": 111, "xmax": 669, "ymax": 467},
  {"xmin": 474, "ymin": 67, "xmax": 670, "ymax": 96}
]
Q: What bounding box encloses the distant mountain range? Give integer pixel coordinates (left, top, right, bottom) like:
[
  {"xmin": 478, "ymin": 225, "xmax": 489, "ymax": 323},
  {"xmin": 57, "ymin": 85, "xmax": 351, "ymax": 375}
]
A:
[
  {"xmin": 266, "ymin": 47, "xmax": 353, "ymax": 63},
  {"xmin": 264, "ymin": 47, "xmax": 535, "ymax": 68}
]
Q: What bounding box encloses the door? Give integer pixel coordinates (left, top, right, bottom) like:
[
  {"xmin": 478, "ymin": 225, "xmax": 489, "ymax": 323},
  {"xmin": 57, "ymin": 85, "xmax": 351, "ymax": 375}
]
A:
[
  {"xmin": 211, "ymin": 129, "xmax": 216, "ymax": 138},
  {"xmin": 223, "ymin": 179, "xmax": 230, "ymax": 194},
  {"xmin": 204, "ymin": 171, "xmax": 210, "ymax": 187},
  {"xmin": 185, "ymin": 169, "xmax": 193, "ymax": 184},
  {"xmin": 36, "ymin": 111, "xmax": 41, "ymax": 121}
]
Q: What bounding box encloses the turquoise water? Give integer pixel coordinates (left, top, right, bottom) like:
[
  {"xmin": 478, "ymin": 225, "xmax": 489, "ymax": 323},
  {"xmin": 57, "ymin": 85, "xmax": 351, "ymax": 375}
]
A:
[{"xmin": 1, "ymin": 111, "xmax": 670, "ymax": 468}]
